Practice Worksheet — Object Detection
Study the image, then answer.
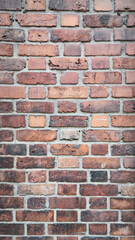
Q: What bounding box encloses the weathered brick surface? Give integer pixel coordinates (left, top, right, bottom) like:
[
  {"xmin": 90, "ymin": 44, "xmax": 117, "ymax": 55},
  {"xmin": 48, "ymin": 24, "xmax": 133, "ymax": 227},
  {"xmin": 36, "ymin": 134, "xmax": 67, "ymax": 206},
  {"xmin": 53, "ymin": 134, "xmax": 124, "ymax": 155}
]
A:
[{"xmin": 0, "ymin": 0, "xmax": 134, "ymax": 238}]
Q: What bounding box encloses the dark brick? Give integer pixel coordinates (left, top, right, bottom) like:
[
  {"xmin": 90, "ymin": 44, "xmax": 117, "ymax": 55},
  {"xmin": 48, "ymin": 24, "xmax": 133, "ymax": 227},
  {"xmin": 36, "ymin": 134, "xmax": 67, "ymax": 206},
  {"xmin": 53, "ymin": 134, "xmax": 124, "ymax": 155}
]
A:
[
  {"xmin": 17, "ymin": 157, "xmax": 55, "ymax": 169},
  {"xmin": 49, "ymin": 116, "xmax": 88, "ymax": 127},
  {"xmin": 29, "ymin": 145, "xmax": 47, "ymax": 156},
  {"xmin": 111, "ymin": 144, "xmax": 135, "ymax": 156},
  {"xmin": 0, "ymin": 224, "xmax": 24, "ymax": 235},
  {"xmin": 0, "ymin": 102, "xmax": 13, "ymax": 113},
  {"xmin": 49, "ymin": 170, "xmax": 87, "ymax": 182},
  {"xmin": 83, "ymin": 15, "xmax": 122, "ymax": 28},
  {"xmin": 89, "ymin": 198, "xmax": 107, "ymax": 209},
  {"xmin": 0, "ymin": 144, "xmax": 26, "ymax": 156},
  {"xmin": 0, "ymin": 157, "xmax": 14, "ymax": 168},
  {"xmin": 17, "ymin": 101, "xmax": 54, "ymax": 113},
  {"xmin": 28, "ymin": 198, "xmax": 46, "ymax": 209},
  {"xmin": 0, "ymin": 197, "xmax": 24, "ymax": 208},
  {"xmin": 0, "ymin": 29, "xmax": 25, "ymax": 42},
  {"xmin": 0, "ymin": 184, "xmax": 13, "ymax": 196},
  {"xmin": 0, "ymin": 130, "xmax": 13, "ymax": 141},
  {"xmin": 91, "ymin": 171, "xmax": 107, "ymax": 182},
  {"xmin": 0, "ymin": 58, "xmax": 26, "ymax": 71},
  {"xmin": 48, "ymin": 224, "xmax": 86, "ymax": 235},
  {"xmin": 0, "ymin": 170, "xmax": 25, "ymax": 183},
  {"xmin": 80, "ymin": 184, "xmax": 118, "ymax": 196},
  {"xmin": 123, "ymin": 100, "xmax": 135, "ymax": 113},
  {"xmin": 0, "ymin": 72, "xmax": 14, "ymax": 84},
  {"xmin": 17, "ymin": 72, "xmax": 56, "ymax": 85},
  {"xmin": 0, "ymin": 0, "xmax": 22, "ymax": 10},
  {"xmin": 81, "ymin": 101, "xmax": 120, "ymax": 113},
  {"xmin": 121, "ymin": 211, "xmax": 135, "ymax": 222},
  {"xmin": 81, "ymin": 211, "xmax": 118, "ymax": 222},
  {"xmin": 49, "ymin": 0, "xmax": 89, "ymax": 11}
]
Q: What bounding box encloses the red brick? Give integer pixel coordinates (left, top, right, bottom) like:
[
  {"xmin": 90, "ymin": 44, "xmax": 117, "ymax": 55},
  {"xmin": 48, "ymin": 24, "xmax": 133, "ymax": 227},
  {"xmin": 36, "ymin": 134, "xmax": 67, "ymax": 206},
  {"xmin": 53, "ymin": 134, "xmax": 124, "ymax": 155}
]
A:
[
  {"xmin": 50, "ymin": 116, "xmax": 88, "ymax": 127},
  {"xmin": 58, "ymin": 184, "xmax": 77, "ymax": 195},
  {"xmin": 110, "ymin": 171, "xmax": 135, "ymax": 183},
  {"xmin": 94, "ymin": 0, "xmax": 112, "ymax": 11},
  {"xmin": 122, "ymin": 185, "xmax": 135, "ymax": 196},
  {"xmin": 0, "ymin": 102, "xmax": 13, "ymax": 113},
  {"xmin": 110, "ymin": 224, "xmax": 135, "ymax": 235},
  {"xmin": 0, "ymin": 115, "xmax": 25, "ymax": 128},
  {"xmin": 85, "ymin": 44, "xmax": 121, "ymax": 56},
  {"xmin": 29, "ymin": 144, "xmax": 47, "ymax": 156},
  {"xmin": 0, "ymin": 44, "xmax": 13, "ymax": 56},
  {"xmin": 26, "ymin": 0, "xmax": 46, "ymax": 10},
  {"xmin": 48, "ymin": 86, "xmax": 88, "ymax": 98},
  {"xmin": 16, "ymin": 210, "xmax": 54, "ymax": 222},
  {"xmin": 0, "ymin": 87, "xmax": 25, "ymax": 99},
  {"xmin": 0, "ymin": 224, "xmax": 24, "ymax": 235},
  {"xmin": 0, "ymin": 211, "xmax": 12, "ymax": 221},
  {"xmin": 28, "ymin": 29, "xmax": 48, "ymax": 42},
  {"xmin": 92, "ymin": 57, "xmax": 110, "ymax": 69},
  {"xmin": 94, "ymin": 29, "xmax": 111, "ymax": 41},
  {"xmin": 123, "ymin": 130, "xmax": 135, "ymax": 142},
  {"xmin": 28, "ymin": 170, "xmax": 46, "ymax": 183},
  {"xmin": 48, "ymin": 223, "xmax": 86, "ymax": 235},
  {"xmin": 18, "ymin": 184, "xmax": 55, "ymax": 196},
  {"xmin": 27, "ymin": 197, "xmax": 46, "ymax": 209},
  {"xmin": 127, "ymin": 14, "xmax": 135, "ymax": 26},
  {"xmin": 90, "ymin": 86, "xmax": 109, "ymax": 98},
  {"xmin": 49, "ymin": 58, "xmax": 88, "ymax": 70},
  {"xmin": 17, "ymin": 101, "xmax": 54, "ymax": 113},
  {"xmin": 121, "ymin": 238, "xmax": 135, "ymax": 240},
  {"xmin": 121, "ymin": 211, "xmax": 135, "ymax": 222},
  {"xmin": 28, "ymin": 58, "xmax": 46, "ymax": 70},
  {"xmin": 18, "ymin": 44, "xmax": 59, "ymax": 56},
  {"xmin": 81, "ymin": 100, "xmax": 120, "ymax": 113},
  {"xmin": 29, "ymin": 116, "xmax": 46, "ymax": 128},
  {"xmin": 0, "ymin": 157, "xmax": 14, "ymax": 169},
  {"xmin": 27, "ymin": 224, "xmax": 45, "ymax": 235},
  {"xmin": 126, "ymin": 43, "xmax": 135, "ymax": 55},
  {"xmin": 49, "ymin": 170, "xmax": 87, "ymax": 182},
  {"xmin": 111, "ymin": 144, "xmax": 135, "ymax": 156},
  {"xmin": 0, "ymin": 58, "xmax": 26, "ymax": 71},
  {"xmin": 61, "ymin": 14, "xmax": 79, "ymax": 27},
  {"xmin": 80, "ymin": 184, "xmax": 118, "ymax": 196},
  {"xmin": 114, "ymin": 28, "xmax": 135, "ymax": 41},
  {"xmin": 17, "ymin": 130, "xmax": 56, "ymax": 142},
  {"xmin": 58, "ymin": 157, "xmax": 79, "ymax": 168},
  {"xmin": 0, "ymin": 13, "xmax": 12, "ymax": 26},
  {"xmin": 57, "ymin": 211, "xmax": 77, "ymax": 222},
  {"xmin": 0, "ymin": 197, "xmax": 24, "ymax": 209},
  {"xmin": 0, "ymin": 130, "xmax": 13, "ymax": 142},
  {"xmin": 51, "ymin": 29, "xmax": 91, "ymax": 42},
  {"xmin": 112, "ymin": 116, "xmax": 135, "ymax": 127},
  {"xmin": 29, "ymin": 87, "xmax": 46, "ymax": 99},
  {"xmin": 60, "ymin": 72, "xmax": 78, "ymax": 85},
  {"xmin": 91, "ymin": 144, "xmax": 108, "ymax": 155},
  {"xmin": 83, "ymin": 157, "xmax": 120, "ymax": 169},
  {"xmin": 50, "ymin": 144, "xmax": 89, "ymax": 156},
  {"xmin": 124, "ymin": 157, "xmax": 135, "ymax": 169},
  {"xmin": 64, "ymin": 44, "xmax": 81, "ymax": 56},
  {"xmin": 17, "ymin": 72, "xmax": 56, "ymax": 85},
  {"xmin": 58, "ymin": 101, "xmax": 77, "ymax": 113},
  {"xmin": 49, "ymin": 0, "xmax": 89, "ymax": 11},
  {"xmin": 0, "ymin": 0, "xmax": 22, "ymax": 10},
  {"xmin": 0, "ymin": 72, "xmax": 14, "ymax": 84},
  {"xmin": 17, "ymin": 14, "xmax": 56, "ymax": 26},
  {"xmin": 89, "ymin": 198, "xmax": 107, "ymax": 209},
  {"xmin": 123, "ymin": 100, "xmax": 135, "ymax": 113},
  {"xmin": 89, "ymin": 224, "xmax": 107, "ymax": 234},
  {"xmin": 0, "ymin": 170, "xmax": 25, "ymax": 183},
  {"xmin": 83, "ymin": 130, "xmax": 120, "ymax": 142},
  {"xmin": 126, "ymin": 71, "xmax": 135, "ymax": 84},
  {"xmin": 115, "ymin": 0, "xmax": 135, "ymax": 11},
  {"xmin": 113, "ymin": 57, "xmax": 135, "ymax": 69},
  {"xmin": 17, "ymin": 157, "xmax": 54, "ymax": 169},
  {"xmin": 0, "ymin": 184, "xmax": 13, "ymax": 196},
  {"xmin": 84, "ymin": 71, "xmax": 122, "ymax": 84},
  {"xmin": 112, "ymin": 86, "xmax": 135, "ymax": 98},
  {"xmin": 0, "ymin": 29, "xmax": 25, "ymax": 42},
  {"xmin": 110, "ymin": 198, "xmax": 135, "ymax": 209},
  {"xmin": 82, "ymin": 211, "xmax": 118, "ymax": 222},
  {"xmin": 83, "ymin": 14, "xmax": 122, "ymax": 28}
]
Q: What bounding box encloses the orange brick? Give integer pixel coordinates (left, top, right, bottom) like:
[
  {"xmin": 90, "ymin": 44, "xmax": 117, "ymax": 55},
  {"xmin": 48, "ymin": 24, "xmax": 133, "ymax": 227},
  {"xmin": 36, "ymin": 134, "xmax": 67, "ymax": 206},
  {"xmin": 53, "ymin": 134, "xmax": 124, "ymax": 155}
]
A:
[
  {"xmin": 29, "ymin": 87, "xmax": 46, "ymax": 99},
  {"xmin": 91, "ymin": 115, "xmax": 109, "ymax": 128},
  {"xmin": 115, "ymin": 0, "xmax": 135, "ymax": 11},
  {"xmin": 28, "ymin": 29, "xmax": 48, "ymax": 42},
  {"xmin": 25, "ymin": 0, "xmax": 46, "ymax": 10},
  {"xmin": 28, "ymin": 58, "xmax": 46, "ymax": 70},
  {"xmin": 0, "ymin": 13, "xmax": 12, "ymax": 26},
  {"xmin": 17, "ymin": 14, "xmax": 56, "ymax": 27},
  {"xmin": 61, "ymin": 14, "xmax": 79, "ymax": 27},
  {"xmin": 48, "ymin": 86, "xmax": 88, "ymax": 99},
  {"xmin": 85, "ymin": 44, "xmax": 121, "ymax": 56},
  {"xmin": 0, "ymin": 87, "xmax": 25, "ymax": 99},
  {"xmin": 0, "ymin": 44, "xmax": 13, "ymax": 56},
  {"xmin": 29, "ymin": 116, "xmax": 46, "ymax": 128},
  {"xmin": 18, "ymin": 44, "xmax": 59, "ymax": 56},
  {"xmin": 90, "ymin": 86, "xmax": 109, "ymax": 98},
  {"xmin": 126, "ymin": 43, "xmax": 135, "ymax": 56},
  {"xmin": 58, "ymin": 157, "xmax": 79, "ymax": 168},
  {"xmin": 94, "ymin": 0, "xmax": 112, "ymax": 11},
  {"xmin": 112, "ymin": 116, "xmax": 135, "ymax": 127}
]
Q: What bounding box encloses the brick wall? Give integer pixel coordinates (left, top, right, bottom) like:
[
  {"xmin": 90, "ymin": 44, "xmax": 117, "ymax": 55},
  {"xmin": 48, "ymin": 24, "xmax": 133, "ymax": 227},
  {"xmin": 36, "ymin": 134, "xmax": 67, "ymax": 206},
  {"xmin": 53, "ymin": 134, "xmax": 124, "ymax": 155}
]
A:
[{"xmin": 0, "ymin": 0, "xmax": 135, "ymax": 239}]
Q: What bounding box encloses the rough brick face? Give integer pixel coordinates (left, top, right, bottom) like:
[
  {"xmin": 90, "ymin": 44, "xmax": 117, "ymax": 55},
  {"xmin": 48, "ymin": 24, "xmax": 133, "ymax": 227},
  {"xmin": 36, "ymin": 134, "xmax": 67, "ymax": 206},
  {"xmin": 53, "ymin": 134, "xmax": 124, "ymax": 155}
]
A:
[{"xmin": 0, "ymin": 0, "xmax": 134, "ymax": 238}]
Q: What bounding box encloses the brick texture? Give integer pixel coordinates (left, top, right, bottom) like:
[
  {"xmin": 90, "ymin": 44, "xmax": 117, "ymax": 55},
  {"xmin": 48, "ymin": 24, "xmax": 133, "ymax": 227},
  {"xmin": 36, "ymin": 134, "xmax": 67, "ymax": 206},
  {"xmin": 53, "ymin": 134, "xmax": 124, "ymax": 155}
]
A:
[{"xmin": 0, "ymin": 0, "xmax": 134, "ymax": 238}]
